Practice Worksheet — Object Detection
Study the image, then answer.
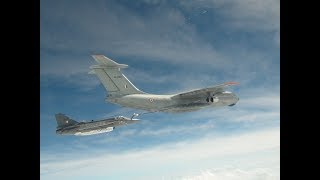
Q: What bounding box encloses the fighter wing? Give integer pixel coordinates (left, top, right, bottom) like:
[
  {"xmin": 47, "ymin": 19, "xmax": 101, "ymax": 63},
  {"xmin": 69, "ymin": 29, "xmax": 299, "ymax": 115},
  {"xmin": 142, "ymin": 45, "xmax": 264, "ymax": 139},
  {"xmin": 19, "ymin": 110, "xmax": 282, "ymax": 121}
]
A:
[
  {"xmin": 82, "ymin": 123, "xmax": 116, "ymax": 131},
  {"xmin": 172, "ymin": 82, "xmax": 239, "ymax": 99}
]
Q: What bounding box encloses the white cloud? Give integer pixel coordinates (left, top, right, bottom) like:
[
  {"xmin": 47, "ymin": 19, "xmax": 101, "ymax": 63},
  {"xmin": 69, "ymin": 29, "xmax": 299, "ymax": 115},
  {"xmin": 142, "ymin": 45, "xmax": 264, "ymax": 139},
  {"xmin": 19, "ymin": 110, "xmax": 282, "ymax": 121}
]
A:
[
  {"xmin": 41, "ymin": 127, "xmax": 279, "ymax": 180},
  {"xmin": 40, "ymin": 54, "xmax": 101, "ymax": 90},
  {"xmin": 180, "ymin": 167, "xmax": 279, "ymax": 180},
  {"xmin": 138, "ymin": 120, "xmax": 215, "ymax": 136},
  {"xmin": 222, "ymin": 0, "xmax": 279, "ymax": 32},
  {"xmin": 231, "ymin": 111, "xmax": 279, "ymax": 122},
  {"xmin": 239, "ymin": 95, "xmax": 280, "ymax": 108}
]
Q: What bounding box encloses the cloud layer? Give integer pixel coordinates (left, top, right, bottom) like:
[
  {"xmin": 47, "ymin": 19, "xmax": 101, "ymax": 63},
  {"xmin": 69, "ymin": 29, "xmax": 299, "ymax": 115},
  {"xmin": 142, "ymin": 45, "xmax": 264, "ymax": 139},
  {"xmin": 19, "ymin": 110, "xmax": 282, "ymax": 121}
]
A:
[{"xmin": 41, "ymin": 127, "xmax": 279, "ymax": 180}]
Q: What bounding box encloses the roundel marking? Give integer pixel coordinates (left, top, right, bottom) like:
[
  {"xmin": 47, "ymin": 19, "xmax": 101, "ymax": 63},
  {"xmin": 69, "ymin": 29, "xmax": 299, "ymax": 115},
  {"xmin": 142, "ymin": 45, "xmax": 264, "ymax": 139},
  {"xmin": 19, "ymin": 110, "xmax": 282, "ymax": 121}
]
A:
[{"xmin": 149, "ymin": 98, "xmax": 154, "ymax": 103}]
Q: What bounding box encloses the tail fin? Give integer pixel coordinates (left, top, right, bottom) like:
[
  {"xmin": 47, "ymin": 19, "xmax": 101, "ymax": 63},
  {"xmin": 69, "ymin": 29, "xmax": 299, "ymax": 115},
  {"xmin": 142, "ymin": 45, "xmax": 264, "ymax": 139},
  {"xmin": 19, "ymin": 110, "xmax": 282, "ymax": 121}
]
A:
[
  {"xmin": 55, "ymin": 113, "xmax": 78, "ymax": 128},
  {"xmin": 89, "ymin": 55, "xmax": 145, "ymax": 97}
]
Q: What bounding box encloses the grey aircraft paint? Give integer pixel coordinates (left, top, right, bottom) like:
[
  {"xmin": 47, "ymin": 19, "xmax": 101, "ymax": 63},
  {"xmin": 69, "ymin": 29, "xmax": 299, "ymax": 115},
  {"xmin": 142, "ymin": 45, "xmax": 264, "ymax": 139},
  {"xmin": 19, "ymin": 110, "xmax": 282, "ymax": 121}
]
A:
[
  {"xmin": 55, "ymin": 113, "xmax": 139, "ymax": 136},
  {"xmin": 89, "ymin": 55, "xmax": 239, "ymax": 113}
]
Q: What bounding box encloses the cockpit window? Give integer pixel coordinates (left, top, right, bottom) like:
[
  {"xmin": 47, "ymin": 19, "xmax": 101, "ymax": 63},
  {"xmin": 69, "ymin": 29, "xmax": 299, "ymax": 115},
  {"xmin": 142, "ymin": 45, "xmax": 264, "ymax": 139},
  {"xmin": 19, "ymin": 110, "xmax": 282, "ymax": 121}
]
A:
[{"xmin": 115, "ymin": 116, "xmax": 124, "ymax": 120}]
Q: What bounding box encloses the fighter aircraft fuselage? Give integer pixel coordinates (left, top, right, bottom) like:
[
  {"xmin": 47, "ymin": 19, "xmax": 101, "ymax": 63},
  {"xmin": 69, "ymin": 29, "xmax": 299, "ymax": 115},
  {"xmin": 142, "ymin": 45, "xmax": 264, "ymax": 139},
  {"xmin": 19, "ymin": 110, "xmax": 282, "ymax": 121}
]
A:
[{"xmin": 56, "ymin": 115, "xmax": 139, "ymax": 136}]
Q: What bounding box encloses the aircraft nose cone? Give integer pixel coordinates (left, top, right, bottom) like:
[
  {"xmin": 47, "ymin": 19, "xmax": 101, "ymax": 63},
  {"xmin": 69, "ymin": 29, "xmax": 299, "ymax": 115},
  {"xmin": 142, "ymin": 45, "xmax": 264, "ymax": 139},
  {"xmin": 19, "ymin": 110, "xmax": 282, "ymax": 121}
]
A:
[
  {"xmin": 229, "ymin": 94, "xmax": 239, "ymax": 107},
  {"xmin": 232, "ymin": 94, "xmax": 239, "ymax": 102},
  {"xmin": 236, "ymin": 96, "xmax": 239, "ymax": 103}
]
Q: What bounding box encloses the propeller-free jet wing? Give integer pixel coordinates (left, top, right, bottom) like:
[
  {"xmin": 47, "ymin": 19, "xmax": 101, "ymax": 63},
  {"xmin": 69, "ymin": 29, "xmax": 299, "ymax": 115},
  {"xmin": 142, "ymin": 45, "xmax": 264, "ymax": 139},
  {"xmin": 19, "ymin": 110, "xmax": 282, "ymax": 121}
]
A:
[{"xmin": 89, "ymin": 55, "xmax": 239, "ymax": 113}]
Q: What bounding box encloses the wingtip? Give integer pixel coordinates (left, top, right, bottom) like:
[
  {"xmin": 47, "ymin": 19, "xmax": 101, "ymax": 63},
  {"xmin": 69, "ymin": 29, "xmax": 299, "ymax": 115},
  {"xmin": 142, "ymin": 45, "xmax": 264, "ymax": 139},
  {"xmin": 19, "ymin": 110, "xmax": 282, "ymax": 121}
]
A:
[
  {"xmin": 224, "ymin": 81, "xmax": 240, "ymax": 86},
  {"xmin": 91, "ymin": 54, "xmax": 105, "ymax": 58}
]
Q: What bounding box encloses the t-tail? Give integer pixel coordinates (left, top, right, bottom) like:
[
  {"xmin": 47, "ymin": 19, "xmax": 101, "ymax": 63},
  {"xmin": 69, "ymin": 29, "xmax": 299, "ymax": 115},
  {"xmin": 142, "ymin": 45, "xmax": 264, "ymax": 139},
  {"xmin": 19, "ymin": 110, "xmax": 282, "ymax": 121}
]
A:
[
  {"xmin": 55, "ymin": 113, "xmax": 78, "ymax": 128},
  {"xmin": 89, "ymin": 55, "xmax": 145, "ymax": 97}
]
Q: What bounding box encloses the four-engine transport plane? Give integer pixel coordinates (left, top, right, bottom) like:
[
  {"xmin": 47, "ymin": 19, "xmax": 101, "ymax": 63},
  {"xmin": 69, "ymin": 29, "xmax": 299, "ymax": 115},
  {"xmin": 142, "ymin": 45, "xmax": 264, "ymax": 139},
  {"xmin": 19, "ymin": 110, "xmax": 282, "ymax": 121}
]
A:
[
  {"xmin": 55, "ymin": 113, "xmax": 139, "ymax": 136},
  {"xmin": 89, "ymin": 55, "xmax": 239, "ymax": 113}
]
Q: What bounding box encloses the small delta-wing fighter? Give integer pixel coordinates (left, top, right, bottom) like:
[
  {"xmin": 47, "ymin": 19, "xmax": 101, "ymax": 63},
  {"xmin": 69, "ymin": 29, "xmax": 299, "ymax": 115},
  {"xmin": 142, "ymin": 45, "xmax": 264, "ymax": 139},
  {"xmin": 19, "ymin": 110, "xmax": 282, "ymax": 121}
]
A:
[
  {"xmin": 55, "ymin": 113, "xmax": 139, "ymax": 136},
  {"xmin": 89, "ymin": 55, "xmax": 239, "ymax": 113}
]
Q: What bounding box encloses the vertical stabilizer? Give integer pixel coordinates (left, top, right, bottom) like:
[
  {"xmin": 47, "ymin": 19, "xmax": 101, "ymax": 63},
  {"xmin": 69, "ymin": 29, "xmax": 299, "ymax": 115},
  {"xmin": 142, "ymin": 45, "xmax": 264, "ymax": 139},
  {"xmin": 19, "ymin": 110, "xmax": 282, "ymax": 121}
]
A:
[
  {"xmin": 55, "ymin": 113, "xmax": 78, "ymax": 128},
  {"xmin": 89, "ymin": 55, "xmax": 145, "ymax": 96}
]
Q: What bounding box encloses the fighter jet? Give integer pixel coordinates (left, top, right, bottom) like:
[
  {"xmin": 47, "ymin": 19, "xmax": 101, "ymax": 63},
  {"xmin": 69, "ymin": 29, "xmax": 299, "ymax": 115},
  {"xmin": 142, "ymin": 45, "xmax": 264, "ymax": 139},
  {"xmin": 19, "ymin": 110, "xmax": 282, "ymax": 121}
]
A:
[
  {"xmin": 89, "ymin": 55, "xmax": 239, "ymax": 113},
  {"xmin": 55, "ymin": 113, "xmax": 139, "ymax": 136}
]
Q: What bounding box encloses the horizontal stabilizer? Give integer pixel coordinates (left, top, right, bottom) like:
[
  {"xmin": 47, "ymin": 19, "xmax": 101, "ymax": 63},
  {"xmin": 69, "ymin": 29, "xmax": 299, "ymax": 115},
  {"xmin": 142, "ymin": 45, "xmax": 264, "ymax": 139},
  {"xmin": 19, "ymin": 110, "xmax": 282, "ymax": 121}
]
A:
[{"xmin": 91, "ymin": 55, "xmax": 128, "ymax": 68}]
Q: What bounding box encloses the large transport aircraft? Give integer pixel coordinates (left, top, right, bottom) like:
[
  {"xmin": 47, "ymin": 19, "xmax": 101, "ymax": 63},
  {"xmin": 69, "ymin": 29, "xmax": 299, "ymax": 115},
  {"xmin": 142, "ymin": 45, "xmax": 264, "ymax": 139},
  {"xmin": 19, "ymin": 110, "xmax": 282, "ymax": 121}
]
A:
[{"xmin": 89, "ymin": 55, "xmax": 239, "ymax": 113}]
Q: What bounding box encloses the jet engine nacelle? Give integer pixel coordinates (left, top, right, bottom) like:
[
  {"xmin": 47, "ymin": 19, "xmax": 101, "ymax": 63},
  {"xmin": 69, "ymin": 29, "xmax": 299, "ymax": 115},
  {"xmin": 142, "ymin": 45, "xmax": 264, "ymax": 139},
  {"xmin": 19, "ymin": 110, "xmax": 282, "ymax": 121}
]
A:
[{"xmin": 206, "ymin": 96, "xmax": 219, "ymax": 103}]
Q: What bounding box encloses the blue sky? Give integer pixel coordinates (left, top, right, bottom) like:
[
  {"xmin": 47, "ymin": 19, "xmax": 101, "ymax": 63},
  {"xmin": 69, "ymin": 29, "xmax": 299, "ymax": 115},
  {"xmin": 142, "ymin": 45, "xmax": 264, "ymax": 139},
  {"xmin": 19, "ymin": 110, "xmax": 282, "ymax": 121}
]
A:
[{"xmin": 40, "ymin": 0, "xmax": 279, "ymax": 179}]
